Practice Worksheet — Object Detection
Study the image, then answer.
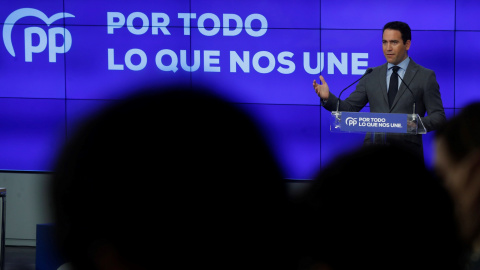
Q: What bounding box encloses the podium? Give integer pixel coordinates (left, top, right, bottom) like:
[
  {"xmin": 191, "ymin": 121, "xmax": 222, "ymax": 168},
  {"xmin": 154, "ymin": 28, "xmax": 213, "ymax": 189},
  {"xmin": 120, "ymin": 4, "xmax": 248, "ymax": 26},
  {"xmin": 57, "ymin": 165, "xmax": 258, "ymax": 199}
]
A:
[{"xmin": 330, "ymin": 111, "xmax": 426, "ymax": 144}]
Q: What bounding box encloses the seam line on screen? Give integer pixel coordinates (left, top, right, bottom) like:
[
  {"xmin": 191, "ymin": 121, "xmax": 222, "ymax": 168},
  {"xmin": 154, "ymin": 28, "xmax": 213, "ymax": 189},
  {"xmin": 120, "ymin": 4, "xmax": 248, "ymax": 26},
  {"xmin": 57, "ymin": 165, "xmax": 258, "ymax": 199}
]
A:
[
  {"xmin": 454, "ymin": 0, "xmax": 457, "ymax": 115},
  {"xmin": 319, "ymin": 1, "xmax": 322, "ymax": 172},
  {"xmin": 63, "ymin": 0, "xmax": 68, "ymax": 142}
]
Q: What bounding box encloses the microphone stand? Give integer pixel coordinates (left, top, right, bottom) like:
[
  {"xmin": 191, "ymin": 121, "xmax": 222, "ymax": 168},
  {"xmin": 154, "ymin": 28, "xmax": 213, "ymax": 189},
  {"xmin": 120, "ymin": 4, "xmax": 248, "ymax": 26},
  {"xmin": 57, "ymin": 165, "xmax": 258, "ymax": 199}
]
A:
[
  {"xmin": 393, "ymin": 69, "xmax": 418, "ymax": 133},
  {"xmin": 393, "ymin": 69, "xmax": 417, "ymax": 119},
  {"xmin": 335, "ymin": 68, "xmax": 373, "ymax": 113}
]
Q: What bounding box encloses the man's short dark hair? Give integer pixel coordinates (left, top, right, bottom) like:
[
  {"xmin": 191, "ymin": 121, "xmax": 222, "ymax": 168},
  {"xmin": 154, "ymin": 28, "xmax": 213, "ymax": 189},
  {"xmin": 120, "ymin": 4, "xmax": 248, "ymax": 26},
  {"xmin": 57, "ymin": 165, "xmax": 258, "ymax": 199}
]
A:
[{"xmin": 383, "ymin": 21, "xmax": 411, "ymax": 44}]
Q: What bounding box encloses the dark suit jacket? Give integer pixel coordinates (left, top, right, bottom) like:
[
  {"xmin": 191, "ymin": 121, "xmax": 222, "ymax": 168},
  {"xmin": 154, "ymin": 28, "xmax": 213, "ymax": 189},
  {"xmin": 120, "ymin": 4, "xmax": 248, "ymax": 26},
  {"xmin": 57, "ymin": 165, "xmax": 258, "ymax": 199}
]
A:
[{"xmin": 323, "ymin": 58, "xmax": 446, "ymax": 158}]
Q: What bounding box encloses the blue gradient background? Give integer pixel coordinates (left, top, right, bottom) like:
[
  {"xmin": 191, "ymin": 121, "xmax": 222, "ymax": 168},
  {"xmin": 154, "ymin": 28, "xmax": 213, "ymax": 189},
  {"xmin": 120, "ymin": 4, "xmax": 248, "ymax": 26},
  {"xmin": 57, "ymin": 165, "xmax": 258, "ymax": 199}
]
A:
[{"xmin": 0, "ymin": 0, "xmax": 477, "ymax": 179}]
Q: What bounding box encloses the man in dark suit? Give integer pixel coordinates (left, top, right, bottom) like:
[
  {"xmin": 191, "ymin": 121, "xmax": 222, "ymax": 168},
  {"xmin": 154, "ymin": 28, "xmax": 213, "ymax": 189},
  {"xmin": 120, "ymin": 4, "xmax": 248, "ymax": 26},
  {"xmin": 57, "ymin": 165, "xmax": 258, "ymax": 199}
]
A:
[{"xmin": 313, "ymin": 21, "xmax": 446, "ymax": 159}]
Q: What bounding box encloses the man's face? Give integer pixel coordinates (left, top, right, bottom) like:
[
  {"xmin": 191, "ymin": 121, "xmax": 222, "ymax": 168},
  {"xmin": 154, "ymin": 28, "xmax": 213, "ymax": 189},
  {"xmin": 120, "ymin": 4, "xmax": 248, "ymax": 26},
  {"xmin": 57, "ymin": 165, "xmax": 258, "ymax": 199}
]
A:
[{"xmin": 382, "ymin": 29, "xmax": 411, "ymax": 65}]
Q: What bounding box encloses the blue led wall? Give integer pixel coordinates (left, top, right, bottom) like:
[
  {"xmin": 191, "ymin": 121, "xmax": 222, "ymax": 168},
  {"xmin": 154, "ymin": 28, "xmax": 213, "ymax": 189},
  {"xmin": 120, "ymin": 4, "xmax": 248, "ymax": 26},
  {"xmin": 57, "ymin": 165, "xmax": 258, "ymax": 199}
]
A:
[{"xmin": 0, "ymin": 0, "xmax": 477, "ymax": 179}]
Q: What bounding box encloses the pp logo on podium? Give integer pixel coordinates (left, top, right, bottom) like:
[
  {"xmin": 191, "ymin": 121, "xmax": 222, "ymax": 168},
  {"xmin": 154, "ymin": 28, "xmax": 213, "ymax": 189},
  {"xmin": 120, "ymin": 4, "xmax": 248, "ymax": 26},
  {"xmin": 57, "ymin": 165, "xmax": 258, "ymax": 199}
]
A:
[
  {"xmin": 345, "ymin": 117, "xmax": 358, "ymax": 127},
  {"xmin": 3, "ymin": 8, "xmax": 75, "ymax": 62}
]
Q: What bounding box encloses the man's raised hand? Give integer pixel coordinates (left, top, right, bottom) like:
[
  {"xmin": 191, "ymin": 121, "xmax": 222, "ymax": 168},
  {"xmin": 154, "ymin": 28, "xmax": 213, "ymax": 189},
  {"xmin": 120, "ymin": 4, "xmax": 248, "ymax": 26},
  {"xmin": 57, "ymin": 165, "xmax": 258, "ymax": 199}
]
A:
[{"xmin": 313, "ymin": 75, "xmax": 330, "ymax": 100}]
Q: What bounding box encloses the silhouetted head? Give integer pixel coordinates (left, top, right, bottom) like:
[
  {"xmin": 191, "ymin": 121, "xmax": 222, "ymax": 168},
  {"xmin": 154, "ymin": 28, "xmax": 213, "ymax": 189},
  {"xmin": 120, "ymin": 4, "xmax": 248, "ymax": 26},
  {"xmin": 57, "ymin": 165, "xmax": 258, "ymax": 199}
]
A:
[
  {"xmin": 51, "ymin": 85, "xmax": 292, "ymax": 270},
  {"xmin": 294, "ymin": 144, "xmax": 465, "ymax": 270},
  {"xmin": 434, "ymin": 102, "xmax": 480, "ymax": 245}
]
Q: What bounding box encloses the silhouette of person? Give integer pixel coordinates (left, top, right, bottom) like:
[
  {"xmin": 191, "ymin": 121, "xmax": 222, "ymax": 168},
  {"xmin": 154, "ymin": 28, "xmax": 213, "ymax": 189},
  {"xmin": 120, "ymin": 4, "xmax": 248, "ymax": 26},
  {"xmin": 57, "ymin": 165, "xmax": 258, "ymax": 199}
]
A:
[
  {"xmin": 50, "ymin": 85, "xmax": 294, "ymax": 270},
  {"xmin": 293, "ymin": 144, "xmax": 465, "ymax": 270},
  {"xmin": 434, "ymin": 102, "xmax": 480, "ymax": 269}
]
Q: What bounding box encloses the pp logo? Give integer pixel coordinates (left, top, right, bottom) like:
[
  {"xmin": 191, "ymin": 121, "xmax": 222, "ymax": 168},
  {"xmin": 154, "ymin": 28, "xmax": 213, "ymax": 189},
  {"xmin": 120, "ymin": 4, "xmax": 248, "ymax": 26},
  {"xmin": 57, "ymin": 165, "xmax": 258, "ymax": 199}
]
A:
[
  {"xmin": 345, "ymin": 117, "xmax": 357, "ymax": 127},
  {"xmin": 3, "ymin": 8, "xmax": 75, "ymax": 62}
]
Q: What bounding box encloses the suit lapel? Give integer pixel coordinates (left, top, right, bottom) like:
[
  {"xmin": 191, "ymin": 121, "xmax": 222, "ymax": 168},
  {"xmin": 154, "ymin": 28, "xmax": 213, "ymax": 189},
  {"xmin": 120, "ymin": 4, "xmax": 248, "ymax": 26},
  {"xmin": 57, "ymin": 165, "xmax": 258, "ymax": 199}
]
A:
[
  {"xmin": 379, "ymin": 64, "xmax": 388, "ymax": 105},
  {"xmin": 390, "ymin": 59, "xmax": 418, "ymax": 111}
]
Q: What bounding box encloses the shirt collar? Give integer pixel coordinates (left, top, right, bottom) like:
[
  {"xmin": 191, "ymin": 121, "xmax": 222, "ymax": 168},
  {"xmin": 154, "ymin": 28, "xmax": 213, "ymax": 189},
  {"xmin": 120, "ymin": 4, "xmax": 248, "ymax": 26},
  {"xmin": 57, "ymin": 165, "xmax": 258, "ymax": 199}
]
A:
[{"xmin": 388, "ymin": 57, "xmax": 410, "ymax": 71}]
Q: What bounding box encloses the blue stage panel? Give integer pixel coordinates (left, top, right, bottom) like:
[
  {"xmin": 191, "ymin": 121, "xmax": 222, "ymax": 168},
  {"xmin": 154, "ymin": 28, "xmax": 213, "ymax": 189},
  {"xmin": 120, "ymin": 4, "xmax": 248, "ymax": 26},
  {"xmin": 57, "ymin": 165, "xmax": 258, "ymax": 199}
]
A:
[
  {"xmin": 0, "ymin": 98, "xmax": 65, "ymax": 171},
  {"xmin": 456, "ymin": 0, "xmax": 480, "ymax": 31},
  {"xmin": 191, "ymin": 0, "xmax": 320, "ymax": 29},
  {"xmin": 455, "ymin": 31, "xmax": 480, "ymax": 108},
  {"xmin": 65, "ymin": 25, "xmax": 191, "ymax": 100},
  {"xmin": 191, "ymin": 28, "xmax": 321, "ymax": 105},
  {"xmin": 0, "ymin": 1, "xmax": 65, "ymax": 26},
  {"xmin": 321, "ymin": 0, "xmax": 454, "ymax": 30},
  {"xmin": 63, "ymin": 0, "xmax": 189, "ymax": 27}
]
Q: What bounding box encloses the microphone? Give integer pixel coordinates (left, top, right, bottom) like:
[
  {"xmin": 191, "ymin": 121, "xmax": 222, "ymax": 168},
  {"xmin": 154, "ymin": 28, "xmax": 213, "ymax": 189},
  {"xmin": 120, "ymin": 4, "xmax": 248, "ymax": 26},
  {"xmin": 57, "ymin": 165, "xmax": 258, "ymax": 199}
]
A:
[
  {"xmin": 336, "ymin": 68, "xmax": 373, "ymax": 113},
  {"xmin": 392, "ymin": 69, "xmax": 416, "ymax": 119}
]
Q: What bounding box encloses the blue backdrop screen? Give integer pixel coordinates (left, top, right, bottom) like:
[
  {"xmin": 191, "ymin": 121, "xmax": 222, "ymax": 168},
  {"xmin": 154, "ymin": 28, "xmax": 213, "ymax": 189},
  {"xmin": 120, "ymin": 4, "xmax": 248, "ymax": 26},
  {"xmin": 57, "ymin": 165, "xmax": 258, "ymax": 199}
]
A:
[{"xmin": 0, "ymin": 0, "xmax": 478, "ymax": 179}]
